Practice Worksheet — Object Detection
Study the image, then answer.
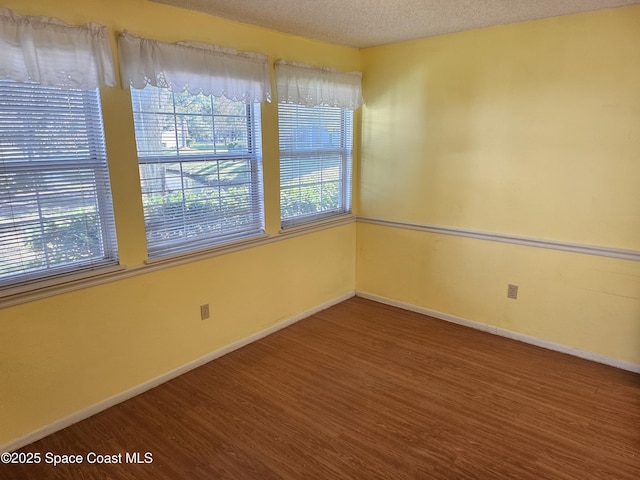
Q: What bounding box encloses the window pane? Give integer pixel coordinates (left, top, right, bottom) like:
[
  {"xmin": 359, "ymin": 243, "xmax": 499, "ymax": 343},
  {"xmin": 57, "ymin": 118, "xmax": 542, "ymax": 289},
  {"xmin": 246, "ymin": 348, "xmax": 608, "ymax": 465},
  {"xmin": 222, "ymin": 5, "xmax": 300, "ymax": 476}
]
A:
[
  {"xmin": 130, "ymin": 85, "xmax": 264, "ymax": 258},
  {"xmin": 0, "ymin": 80, "xmax": 118, "ymax": 287},
  {"xmin": 278, "ymin": 104, "xmax": 353, "ymax": 227}
]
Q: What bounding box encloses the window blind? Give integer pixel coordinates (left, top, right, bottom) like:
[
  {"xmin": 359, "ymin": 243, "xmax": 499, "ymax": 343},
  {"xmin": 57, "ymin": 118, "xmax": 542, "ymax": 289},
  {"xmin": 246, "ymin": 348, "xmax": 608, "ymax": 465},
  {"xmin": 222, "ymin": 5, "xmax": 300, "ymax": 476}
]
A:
[
  {"xmin": 0, "ymin": 80, "xmax": 118, "ymax": 288},
  {"xmin": 130, "ymin": 86, "xmax": 264, "ymax": 258},
  {"xmin": 279, "ymin": 103, "xmax": 353, "ymax": 228}
]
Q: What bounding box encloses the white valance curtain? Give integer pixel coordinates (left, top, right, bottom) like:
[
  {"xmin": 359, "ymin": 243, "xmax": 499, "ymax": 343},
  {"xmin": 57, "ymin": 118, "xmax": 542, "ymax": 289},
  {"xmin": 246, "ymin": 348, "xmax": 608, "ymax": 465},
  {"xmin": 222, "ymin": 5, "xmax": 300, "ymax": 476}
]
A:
[
  {"xmin": 0, "ymin": 8, "xmax": 115, "ymax": 89},
  {"xmin": 275, "ymin": 60, "xmax": 362, "ymax": 110},
  {"xmin": 118, "ymin": 32, "xmax": 271, "ymax": 103}
]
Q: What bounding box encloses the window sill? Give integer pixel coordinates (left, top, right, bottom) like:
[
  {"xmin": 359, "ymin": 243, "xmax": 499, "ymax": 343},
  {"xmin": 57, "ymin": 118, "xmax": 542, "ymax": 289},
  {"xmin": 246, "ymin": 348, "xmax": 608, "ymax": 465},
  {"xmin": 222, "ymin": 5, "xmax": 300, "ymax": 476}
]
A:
[
  {"xmin": 144, "ymin": 233, "xmax": 271, "ymax": 267},
  {"xmin": 0, "ymin": 265, "xmax": 127, "ymax": 310}
]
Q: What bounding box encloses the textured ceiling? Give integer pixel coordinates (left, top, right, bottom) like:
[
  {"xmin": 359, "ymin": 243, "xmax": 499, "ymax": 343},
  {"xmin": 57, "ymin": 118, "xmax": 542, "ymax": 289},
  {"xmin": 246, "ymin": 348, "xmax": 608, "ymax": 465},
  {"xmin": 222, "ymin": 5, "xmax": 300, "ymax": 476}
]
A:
[{"xmin": 150, "ymin": 0, "xmax": 640, "ymax": 47}]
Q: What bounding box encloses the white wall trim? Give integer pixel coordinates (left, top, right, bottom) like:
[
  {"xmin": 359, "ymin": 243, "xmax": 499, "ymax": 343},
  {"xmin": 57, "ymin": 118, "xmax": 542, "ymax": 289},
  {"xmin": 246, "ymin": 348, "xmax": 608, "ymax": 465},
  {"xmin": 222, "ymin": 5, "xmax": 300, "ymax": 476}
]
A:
[
  {"xmin": 356, "ymin": 291, "xmax": 640, "ymax": 374},
  {"xmin": 0, "ymin": 291, "xmax": 356, "ymax": 453},
  {"xmin": 357, "ymin": 216, "xmax": 640, "ymax": 262}
]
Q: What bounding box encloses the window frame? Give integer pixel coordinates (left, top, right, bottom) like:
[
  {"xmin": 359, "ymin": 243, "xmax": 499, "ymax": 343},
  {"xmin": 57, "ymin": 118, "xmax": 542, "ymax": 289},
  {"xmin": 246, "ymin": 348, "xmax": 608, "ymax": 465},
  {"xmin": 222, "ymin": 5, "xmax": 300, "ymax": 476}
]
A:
[
  {"xmin": 129, "ymin": 86, "xmax": 265, "ymax": 259},
  {"xmin": 0, "ymin": 79, "xmax": 119, "ymax": 290},
  {"xmin": 278, "ymin": 103, "xmax": 354, "ymax": 229}
]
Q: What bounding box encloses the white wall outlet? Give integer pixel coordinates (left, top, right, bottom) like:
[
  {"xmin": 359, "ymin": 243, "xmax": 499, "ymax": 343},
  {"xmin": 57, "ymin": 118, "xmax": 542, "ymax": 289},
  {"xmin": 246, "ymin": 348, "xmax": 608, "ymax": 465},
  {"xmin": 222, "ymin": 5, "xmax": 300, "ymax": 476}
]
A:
[
  {"xmin": 507, "ymin": 284, "xmax": 519, "ymax": 300},
  {"xmin": 200, "ymin": 304, "xmax": 210, "ymax": 320}
]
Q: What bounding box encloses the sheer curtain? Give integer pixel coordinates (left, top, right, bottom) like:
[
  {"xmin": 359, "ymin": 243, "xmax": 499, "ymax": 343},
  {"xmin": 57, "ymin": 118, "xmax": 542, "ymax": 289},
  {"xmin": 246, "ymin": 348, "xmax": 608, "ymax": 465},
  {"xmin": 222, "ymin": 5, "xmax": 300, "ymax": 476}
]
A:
[
  {"xmin": 118, "ymin": 31, "xmax": 271, "ymax": 102},
  {"xmin": 275, "ymin": 60, "xmax": 362, "ymax": 109},
  {"xmin": 0, "ymin": 8, "xmax": 115, "ymax": 89}
]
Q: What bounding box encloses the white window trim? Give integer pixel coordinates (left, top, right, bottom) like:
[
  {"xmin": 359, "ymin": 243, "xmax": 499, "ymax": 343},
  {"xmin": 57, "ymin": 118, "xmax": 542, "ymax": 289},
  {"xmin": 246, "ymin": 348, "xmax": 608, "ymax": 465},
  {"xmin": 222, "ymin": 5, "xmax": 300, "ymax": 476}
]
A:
[
  {"xmin": 278, "ymin": 103, "xmax": 354, "ymax": 229},
  {"xmin": 130, "ymin": 87, "xmax": 265, "ymax": 259},
  {"xmin": 0, "ymin": 80, "xmax": 120, "ymax": 289}
]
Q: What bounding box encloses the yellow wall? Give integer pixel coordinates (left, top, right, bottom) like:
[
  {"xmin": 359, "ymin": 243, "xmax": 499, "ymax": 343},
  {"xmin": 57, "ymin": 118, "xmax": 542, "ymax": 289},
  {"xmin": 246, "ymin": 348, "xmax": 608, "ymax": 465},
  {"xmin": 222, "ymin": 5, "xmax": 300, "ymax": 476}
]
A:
[
  {"xmin": 0, "ymin": 0, "xmax": 358, "ymax": 446},
  {"xmin": 358, "ymin": 7, "xmax": 640, "ymax": 363}
]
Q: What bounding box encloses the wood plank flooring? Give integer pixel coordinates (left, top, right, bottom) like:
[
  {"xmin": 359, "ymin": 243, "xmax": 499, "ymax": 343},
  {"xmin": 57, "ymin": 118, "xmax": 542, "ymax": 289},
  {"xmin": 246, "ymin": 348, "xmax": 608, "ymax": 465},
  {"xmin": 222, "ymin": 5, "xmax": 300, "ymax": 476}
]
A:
[{"xmin": 2, "ymin": 297, "xmax": 639, "ymax": 479}]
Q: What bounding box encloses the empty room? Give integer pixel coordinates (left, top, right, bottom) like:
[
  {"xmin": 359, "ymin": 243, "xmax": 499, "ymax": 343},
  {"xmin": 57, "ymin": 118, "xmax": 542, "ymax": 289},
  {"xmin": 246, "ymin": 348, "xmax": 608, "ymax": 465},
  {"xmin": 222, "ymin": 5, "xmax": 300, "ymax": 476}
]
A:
[{"xmin": 1, "ymin": 0, "xmax": 639, "ymax": 478}]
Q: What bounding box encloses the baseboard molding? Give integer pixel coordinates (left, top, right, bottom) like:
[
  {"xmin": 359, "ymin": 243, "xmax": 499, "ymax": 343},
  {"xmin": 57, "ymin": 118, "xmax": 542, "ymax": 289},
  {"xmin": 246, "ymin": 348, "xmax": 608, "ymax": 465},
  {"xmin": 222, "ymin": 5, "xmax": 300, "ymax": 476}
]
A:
[
  {"xmin": 356, "ymin": 291, "xmax": 640, "ymax": 374},
  {"xmin": 1, "ymin": 291, "xmax": 356, "ymax": 453}
]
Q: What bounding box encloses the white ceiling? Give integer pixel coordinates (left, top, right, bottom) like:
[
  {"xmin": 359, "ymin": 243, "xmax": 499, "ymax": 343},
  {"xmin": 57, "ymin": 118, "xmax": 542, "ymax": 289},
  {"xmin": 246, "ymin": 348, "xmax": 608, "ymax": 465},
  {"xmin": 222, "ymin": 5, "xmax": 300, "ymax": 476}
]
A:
[{"xmin": 150, "ymin": 0, "xmax": 640, "ymax": 48}]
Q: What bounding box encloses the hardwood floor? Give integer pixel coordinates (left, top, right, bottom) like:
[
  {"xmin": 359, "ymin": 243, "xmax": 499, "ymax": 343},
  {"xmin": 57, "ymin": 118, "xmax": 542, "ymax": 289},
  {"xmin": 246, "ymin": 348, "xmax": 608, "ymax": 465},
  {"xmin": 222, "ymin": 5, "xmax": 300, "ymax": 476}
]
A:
[{"xmin": 2, "ymin": 297, "xmax": 639, "ymax": 479}]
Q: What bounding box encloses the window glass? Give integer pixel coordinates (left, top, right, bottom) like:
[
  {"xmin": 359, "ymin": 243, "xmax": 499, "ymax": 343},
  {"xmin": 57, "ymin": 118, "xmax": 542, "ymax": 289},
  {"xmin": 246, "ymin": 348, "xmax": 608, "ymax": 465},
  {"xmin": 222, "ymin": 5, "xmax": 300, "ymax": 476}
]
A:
[
  {"xmin": 0, "ymin": 80, "xmax": 118, "ymax": 287},
  {"xmin": 278, "ymin": 103, "xmax": 353, "ymax": 228},
  {"xmin": 130, "ymin": 85, "xmax": 264, "ymax": 258}
]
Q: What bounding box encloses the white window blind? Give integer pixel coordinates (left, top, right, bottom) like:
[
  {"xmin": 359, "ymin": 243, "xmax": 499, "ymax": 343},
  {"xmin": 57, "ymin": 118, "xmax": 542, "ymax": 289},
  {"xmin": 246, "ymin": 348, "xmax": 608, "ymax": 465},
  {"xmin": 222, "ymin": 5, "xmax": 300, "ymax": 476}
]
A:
[
  {"xmin": 130, "ymin": 85, "xmax": 264, "ymax": 258},
  {"xmin": 279, "ymin": 104, "xmax": 353, "ymax": 227},
  {"xmin": 0, "ymin": 80, "xmax": 118, "ymax": 288}
]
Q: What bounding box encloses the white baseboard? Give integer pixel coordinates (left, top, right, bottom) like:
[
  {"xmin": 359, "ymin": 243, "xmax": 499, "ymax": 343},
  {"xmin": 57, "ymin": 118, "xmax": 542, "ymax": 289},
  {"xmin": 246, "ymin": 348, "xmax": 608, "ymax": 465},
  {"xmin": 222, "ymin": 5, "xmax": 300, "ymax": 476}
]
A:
[
  {"xmin": 1, "ymin": 291, "xmax": 356, "ymax": 454},
  {"xmin": 356, "ymin": 291, "xmax": 640, "ymax": 374}
]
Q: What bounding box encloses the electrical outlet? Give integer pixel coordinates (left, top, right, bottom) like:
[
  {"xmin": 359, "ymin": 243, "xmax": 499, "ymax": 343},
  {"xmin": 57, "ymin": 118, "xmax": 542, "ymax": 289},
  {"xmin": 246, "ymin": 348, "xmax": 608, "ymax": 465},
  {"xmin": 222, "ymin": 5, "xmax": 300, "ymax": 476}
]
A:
[
  {"xmin": 200, "ymin": 304, "xmax": 210, "ymax": 320},
  {"xmin": 507, "ymin": 284, "xmax": 518, "ymax": 300}
]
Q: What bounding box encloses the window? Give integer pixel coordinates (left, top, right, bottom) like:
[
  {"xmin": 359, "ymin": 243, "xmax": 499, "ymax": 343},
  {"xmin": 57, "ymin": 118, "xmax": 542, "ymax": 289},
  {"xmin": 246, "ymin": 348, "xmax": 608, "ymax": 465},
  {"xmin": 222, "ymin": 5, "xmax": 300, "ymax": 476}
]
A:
[
  {"xmin": 279, "ymin": 104, "xmax": 353, "ymax": 227},
  {"xmin": 130, "ymin": 85, "xmax": 264, "ymax": 258},
  {"xmin": 0, "ymin": 9, "xmax": 117, "ymax": 291},
  {"xmin": 0, "ymin": 80, "xmax": 118, "ymax": 288},
  {"xmin": 119, "ymin": 32, "xmax": 271, "ymax": 259},
  {"xmin": 275, "ymin": 60, "xmax": 361, "ymax": 229}
]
